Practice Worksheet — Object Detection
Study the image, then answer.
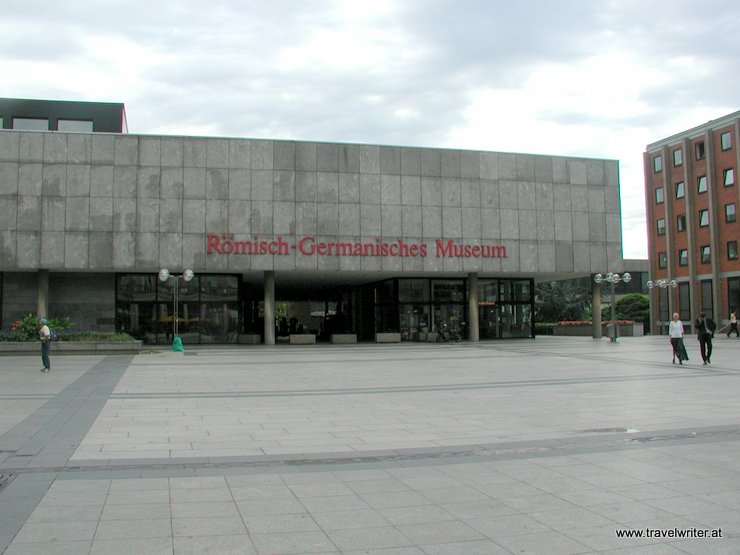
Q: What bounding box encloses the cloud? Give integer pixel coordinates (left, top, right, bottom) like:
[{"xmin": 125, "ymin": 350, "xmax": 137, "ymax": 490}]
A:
[{"xmin": 2, "ymin": 0, "xmax": 739, "ymax": 260}]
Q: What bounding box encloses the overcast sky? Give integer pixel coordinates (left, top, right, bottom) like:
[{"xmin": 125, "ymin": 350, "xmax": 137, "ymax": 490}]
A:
[{"xmin": 3, "ymin": 0, "xmax": 739, "ymax": 259}]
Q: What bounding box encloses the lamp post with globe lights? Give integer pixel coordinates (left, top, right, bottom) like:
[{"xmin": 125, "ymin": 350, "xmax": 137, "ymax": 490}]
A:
[
  {"xmin": 158, "ymin": 269, "xmax": 195, "ymax": 351},
  {"xmin": 594, "ymin": 272, "xmax": 632, "ymax": 342},
  {"xmin": 647, "ymin": 278, "xmax": 678, "ymax": 335}
]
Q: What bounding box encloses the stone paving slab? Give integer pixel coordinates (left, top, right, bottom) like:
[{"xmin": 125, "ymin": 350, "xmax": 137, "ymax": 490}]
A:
[{"xmin": 0, "ymin": 336, "xmax": 739, "ymax": 554}]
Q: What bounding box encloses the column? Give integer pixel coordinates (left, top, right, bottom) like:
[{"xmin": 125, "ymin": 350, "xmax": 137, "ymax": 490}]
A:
[
  {"xmin": 264, "ymin": 271, "xmax": 275, "ymax": 346},
  {"xmin": 37, "ymin": 270, "xmax": 49, "ymax": 319},
  {"xmin": 467, "ymin": 272, "xmax": 479, "ymax": 342},
  {"xmin": 592, "ymin": 280, "xmax": 602, "ymax": 339}
]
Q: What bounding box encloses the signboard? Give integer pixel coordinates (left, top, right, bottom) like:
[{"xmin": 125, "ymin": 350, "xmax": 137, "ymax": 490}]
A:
[{"xmin": 206, "ymin": 234, "xmax": 507, "ymax": 259}]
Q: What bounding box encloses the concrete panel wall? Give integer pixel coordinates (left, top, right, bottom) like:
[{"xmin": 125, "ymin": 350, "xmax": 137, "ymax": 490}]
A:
[{"xmin": 0, "ymin": 131, "xmax": 623, "ymax": 276}]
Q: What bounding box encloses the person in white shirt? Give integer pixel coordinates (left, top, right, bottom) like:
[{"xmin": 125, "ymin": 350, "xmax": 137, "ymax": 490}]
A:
[
  {"xmin": 668, "ymin": 312, "xmax": 687, "ymax": 365},
  {"xmin": 728, "ymin": 309, "xmax": 738, "ymax": 338},
  {"xmin": 38, "ymin": 318, "xmax": 51, "ymax": 372}
]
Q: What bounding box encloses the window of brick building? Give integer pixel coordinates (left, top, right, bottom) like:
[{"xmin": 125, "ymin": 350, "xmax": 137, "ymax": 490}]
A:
[
  {"xmin": 724, "ymin": 168, "xmax": 735, "ymax": 187},
  {"xmin": 699, "ymin": 209, "xmax": 709, "ymax": 227},
  {"xmin": 701, "ymin": 245, "xmax": 711, "ymax": 264},
  {"xmin": 697, "ymin": 175, "xmax": 707, "ymax": 193},
  {"xmin": 655, "ymin": 187, "xmax": 664, "ymax": 204},
  {"xmin": 679, "ymin": 249, "xmax": 688, "ymax": 266},
  {"xmin": 695, "ymin": 141, "xmax": 705, "ymax": 160},
  {"xmin": 726, "ymin": 203, "xmax": 737, "ymax": 223},
  {"xmin": 673, "ymin": 149, "xmax": 682, "ymax": 166},
  {"xmin": 675, "ymin": 181, "xmax": 685, "ymax": 198},
  {"xmin": 729, "ymin": 241, "xmax": 738, "ymax": 261},
  {"xmin": 653, "ymin": 155, "xmax": 662, "ymax": 173},
  {"xmin": 658, "ymin": 252, "xmax": 667, "ymax": 269},
  {"xmin": 677, "ymin": 214, "xmax": 686, "ymax": 232},
  {"xmin": 721, "ymin": 132, "xmax": 732, "ymax": 151},
  {"xmin": 657, "ymin": 218, "xmax": 666, "ymax": 235}
]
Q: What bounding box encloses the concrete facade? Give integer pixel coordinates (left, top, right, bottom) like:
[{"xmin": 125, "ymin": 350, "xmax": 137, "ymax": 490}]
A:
[{"xmin": 0, "ymin": 131, "xmax": 623, "ymax": 276}]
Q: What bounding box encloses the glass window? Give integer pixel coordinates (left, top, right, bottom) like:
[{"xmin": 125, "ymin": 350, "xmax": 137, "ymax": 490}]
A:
[
  {"xmin": 58, "ymin": 119, "xmax": 93, "ymax": 132},
  {"xmin": 677, "ymin": 214, "xmax": 686, "ymax": 232},
  {"xmin": 653, "ymin": 155, "xmax": 662, "ymax": 173},
  {"xmin": 374, "ymin": 280, "xmax": 396, "ymax": 304},
  {"xmin": 679, "ymin": 249, "xmax": 688, "ymax": 266},
  {"xmin": 478, "ymin": 281, "xmax": 498, "ymax": 303},
  {"xmin": 695, "ymin": 141, "xmax": 705, "ymax": 160},
  {"xmin": 658, "ymin": 286, "xmax": 669, "ymax": 323},
  {"xmin": 721, "ymin": 132, "xmax": 732, "ymax": 151},
  {"xmin": 675, "ymin": 181, "xmax": 685, "ymax": 198},
  {"xmin": 201, "ymin": 275, "xmax": 239, "ymax": 301},
  {"xmin": 0, "ymin": 117, "xmax": 3, "ymax": 128},
  {"xmin": 673, "ymin": 149, "xmax": 683, "ymax": 166},
  {"xmin": 656, "ymin": 218, "xmax": 666, "ymax": 236},
  {"xmin": 724, "ymin": 168, "xmax": 735, "ymax": 187},
  {"xmin": 701, "ymin": 245, "xmax": 711, "ymax": 264},
  {"xmin": 512, "ymin": 280, "xmax": 531, "ymax": 301},
  {"xmin": 399, "ymin": 279, "xmax": 429, "ymax": 302},
  {"xmin": 655, "ymin": 187, "xmax": 664, "ymax": 204},
  {"xmin": 729, "ymin": 241, "xmax": 739, "ymax": 261},
  {"xmin": 678, "ymin": 282, "xmax": 691, "ymax": 322},
  {"xmin": 726, "ymin": 203, "xmax": 737, "ymax": 223},
  {"xmin": 432, "ymin": 280, "xmax": 464, "ymax": 302},
  {"xmin": 697, "ymin": 175, "xmax": 707, "ymax": 193},
  {"xmin": 658, "ymin": 252, "xmax": 667, "ymax": 269},
  {"xmin": 13, "ymin": 117, "xmax": 49, "ymax": 131},
  {"xmin": 699, "ymin": 209, "xmax": 709, "ymax": 227},
  {"xmin": 729, "ymin": 278, "xmax": 740, "ymax": 317},
  {"xmin": 117, "ymin": 274, "xmax": 157, "ymax": 302},
  {"xmin": 701, "ymin": 280, "xmax": 713, "ymax": 319}
]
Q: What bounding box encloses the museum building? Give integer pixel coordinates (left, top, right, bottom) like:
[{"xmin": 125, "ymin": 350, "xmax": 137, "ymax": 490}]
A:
[{"xmin": 0, "ymin": 98, "xmax": 627, "ymax": 344}]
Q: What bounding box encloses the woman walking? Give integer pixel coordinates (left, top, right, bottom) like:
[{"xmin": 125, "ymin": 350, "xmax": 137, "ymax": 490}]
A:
[{"xmin": 669, "ymin": 312, "xmax": 688, "ymax": 364}]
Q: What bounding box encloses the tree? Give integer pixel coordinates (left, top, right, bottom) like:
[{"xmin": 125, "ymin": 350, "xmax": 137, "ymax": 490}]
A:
[
  {"xmin": 615, "ymin": 293, "xmax": 650, "ymax": 327},
  {"xmin": 535, "ymin": 278, "xmax": 592, "ymax": 323}
]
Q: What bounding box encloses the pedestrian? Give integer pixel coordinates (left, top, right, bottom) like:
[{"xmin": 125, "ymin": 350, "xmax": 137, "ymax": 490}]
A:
[
  {"xmin": 38, "ymin": 318, "xmax": 51, "ymax": 372},
  {"xmin": 694, "ymin": 312, "xmax": 715, "ymax": 365},
  {"xmin": 728, "ymin": 309, "xmax": 738, "ymax": 338},
  {"xmin": 668, "ymin": 312, "xmax": 688, "ymax": 365}
]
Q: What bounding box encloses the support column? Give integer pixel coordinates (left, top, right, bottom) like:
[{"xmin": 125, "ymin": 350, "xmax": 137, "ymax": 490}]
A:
[
  {"xmin": 37, "ymin": 270, "xmax": 49, "ymax": 319},
  {"xmin": 592, "ymin": 281, "xmax": 602, "ymax": 339},
  {"xmin": 264, "ymin": 271, "xmax": 275, "ymax": 346},
  {"xmin": 467, "ymin": 272, "xmax": 479, "ymax": 342}
]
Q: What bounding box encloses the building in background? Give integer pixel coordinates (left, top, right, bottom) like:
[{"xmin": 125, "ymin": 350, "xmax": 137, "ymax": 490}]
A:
[
  {"xmin": 0, "ymin": 98, "xmax": 127, "ymax": 134},
  {"xmin": 644, "ymin": 111, "xmax": 740, "ymax": 334},
  {"xmin": 0, "ymin": 98, "xmax": 628, "ymax": 344}
]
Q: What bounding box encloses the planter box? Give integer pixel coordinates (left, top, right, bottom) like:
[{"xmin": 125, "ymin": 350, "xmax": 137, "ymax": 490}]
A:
[
  {"xmin": 375, "ymin": 333, "xmax": 401, "ymax": 343},
  {"xmin": 331, "ymin": 334, "xmax": 357, "ymax": 344},
  {"xmin": 0, "ymin": 341, "xmax": 143, "ymax": 355},
  {"xmin": 552, "ymin": 323, "xmax": 644, "ymax": 337},
  {"xmin": 238, "ymin": 334, "xmax": 262, "ymax": 345},
  {"xmin": 290, "ymin": 334, "xmax": 316, "ymax": 345}
]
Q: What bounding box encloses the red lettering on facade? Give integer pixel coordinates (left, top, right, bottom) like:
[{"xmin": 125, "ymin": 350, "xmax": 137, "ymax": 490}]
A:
[{"xmin": 208, "ymin": 235, "xmax": 506, "ymax": 259}]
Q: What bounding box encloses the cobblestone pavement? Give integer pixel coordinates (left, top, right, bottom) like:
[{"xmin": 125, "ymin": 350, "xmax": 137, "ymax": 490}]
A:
[{"xmin": 1, "ymin": 336, "xmax": 739, "ymax": 554}]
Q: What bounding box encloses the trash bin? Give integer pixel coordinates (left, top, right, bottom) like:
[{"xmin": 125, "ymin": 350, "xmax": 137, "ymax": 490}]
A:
[
  {"xmin": 606, "ymin": 323, "xmax": 615, "ymax": 340},
  {"xmin": 172, "ymin": 337, "xmax": 184, "ymax": 351}
]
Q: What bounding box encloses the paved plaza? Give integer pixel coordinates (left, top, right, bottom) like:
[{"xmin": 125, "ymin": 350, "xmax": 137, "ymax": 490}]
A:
[{"xmin": 0, "ymin": 336, "xmax": 739, "ymax": 554}]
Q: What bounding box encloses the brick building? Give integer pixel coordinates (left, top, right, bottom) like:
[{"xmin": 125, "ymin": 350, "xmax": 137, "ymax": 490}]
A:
[{"xmin": 644, "ymin": 111, "xmax": 740, "ymax": 334}]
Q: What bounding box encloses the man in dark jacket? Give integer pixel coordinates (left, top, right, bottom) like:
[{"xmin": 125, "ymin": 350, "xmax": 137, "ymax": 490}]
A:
[{"xmin": 695, "ymin": 312, "xmax": 715, "ymax": 365}]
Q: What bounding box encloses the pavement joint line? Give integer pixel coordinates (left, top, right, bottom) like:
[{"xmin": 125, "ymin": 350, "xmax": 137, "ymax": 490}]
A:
[
  {"xmin": 105, "ymin": 369, "xmax": 731, "ymax": 400},
  {"xmin": 2, "ymin": 424, "xmax": 739, "ymax": 478}
]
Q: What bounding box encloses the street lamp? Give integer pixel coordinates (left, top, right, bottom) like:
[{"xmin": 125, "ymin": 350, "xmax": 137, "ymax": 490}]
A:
[
  {"xmin": 647, "ymin": 278, "xmax": 678, "ymax": 335},
  {"xmin": 158, "ymin": 269, "xmax": 195, "ymax": 351},
  {"xmin": 594, "ymin": 272, "xmax": 632, "ymax": 342}
]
